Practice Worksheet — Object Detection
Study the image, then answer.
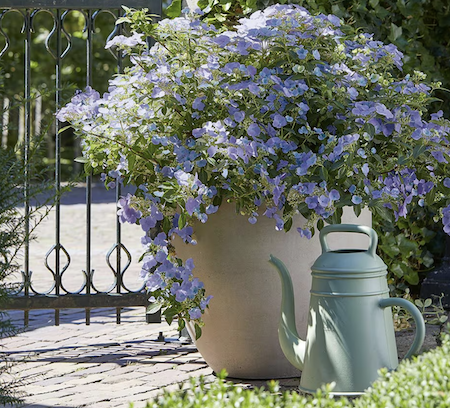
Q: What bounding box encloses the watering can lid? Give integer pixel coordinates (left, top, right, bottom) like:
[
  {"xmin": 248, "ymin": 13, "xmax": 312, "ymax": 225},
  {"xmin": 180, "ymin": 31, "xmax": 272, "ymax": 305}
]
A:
[{"xmin": 312, "ymin": 224, "xmax": 387, "ymax": 273}]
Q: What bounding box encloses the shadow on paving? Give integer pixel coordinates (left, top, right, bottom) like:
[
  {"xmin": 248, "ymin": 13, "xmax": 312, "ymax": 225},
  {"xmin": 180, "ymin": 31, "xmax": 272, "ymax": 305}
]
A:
[
  {"xmin": 4, "ymin": 405, "xmax": 77, "ymax": 408},
  {"xmin": 3, "ymin": 341, "xmax": 201, "ymax": 366}
]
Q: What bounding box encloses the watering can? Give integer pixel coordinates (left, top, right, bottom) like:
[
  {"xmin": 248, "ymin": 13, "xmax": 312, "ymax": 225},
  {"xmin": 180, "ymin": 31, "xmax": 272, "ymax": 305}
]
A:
[{"xmin": 270, "ymin": 224, "xmax": 426, "ymax": 395}]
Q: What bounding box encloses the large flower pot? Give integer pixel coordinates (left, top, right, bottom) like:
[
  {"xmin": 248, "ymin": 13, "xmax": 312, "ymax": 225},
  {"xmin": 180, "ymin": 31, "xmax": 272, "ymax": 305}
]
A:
[{"xmin": 174, "ymin": 203, "xmax": 371, "ymax": 379}]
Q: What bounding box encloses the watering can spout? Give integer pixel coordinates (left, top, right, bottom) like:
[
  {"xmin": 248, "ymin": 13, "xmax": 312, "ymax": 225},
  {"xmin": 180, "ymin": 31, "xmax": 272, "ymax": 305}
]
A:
[{"xmin": 269, "ymin": 254, "xmax": 306, "ymax": 371}]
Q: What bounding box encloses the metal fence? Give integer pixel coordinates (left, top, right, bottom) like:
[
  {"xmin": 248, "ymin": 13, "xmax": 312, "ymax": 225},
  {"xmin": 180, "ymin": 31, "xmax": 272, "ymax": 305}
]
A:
[{"xmin": 0, "ymin": 0, "xmax": 162, "ymax": 325}]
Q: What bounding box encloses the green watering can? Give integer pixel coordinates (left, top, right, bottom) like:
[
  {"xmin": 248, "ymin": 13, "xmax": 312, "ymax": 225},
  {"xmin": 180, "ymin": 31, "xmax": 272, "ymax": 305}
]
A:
[{"xmin": 270, "ymin": 224, "xmax": 426, "ymax": 395}]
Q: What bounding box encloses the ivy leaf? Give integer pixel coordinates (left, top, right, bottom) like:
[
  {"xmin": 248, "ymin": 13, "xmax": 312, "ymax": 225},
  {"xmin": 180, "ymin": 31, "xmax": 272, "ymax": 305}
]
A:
[
  {"xmin": 396, "ymin": 234, "xmax": 419, "ymax": 255},
  {"xmin": 390, "ymin": 262, "xmax": 407, "ymax": 278},
  {"xmin": 389, "ymin": 23, "xmax": 403, "ymax": 42},
  {"xmin": 379, "ymin": 244, "xmax": 400, "ymax": 258},
  {"xmin": 403, "ymin": 268, "xmax": 420, "ymax": 285}
]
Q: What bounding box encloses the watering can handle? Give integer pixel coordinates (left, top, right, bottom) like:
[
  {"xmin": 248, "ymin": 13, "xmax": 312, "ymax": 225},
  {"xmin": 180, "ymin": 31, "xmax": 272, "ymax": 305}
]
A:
[
  {"xmin": 319, "ymin": 224, "xmax": 377, "ymax": 257},
  {"xmin": 379, "ymin": 297, "xmax": 426, "ymax": 360}
]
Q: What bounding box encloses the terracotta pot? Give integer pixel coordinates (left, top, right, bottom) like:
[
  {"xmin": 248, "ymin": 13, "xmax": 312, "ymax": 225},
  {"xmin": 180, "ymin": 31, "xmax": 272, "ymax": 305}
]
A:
[{"xmin": 174, "ymin": 203, "xmax": 371, "ymax": 379}]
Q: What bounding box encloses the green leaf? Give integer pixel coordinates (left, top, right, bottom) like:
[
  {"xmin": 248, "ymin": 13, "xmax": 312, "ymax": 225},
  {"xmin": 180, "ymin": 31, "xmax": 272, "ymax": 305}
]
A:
[
  {"xmin": 396, "ymin": 234, "xmax": 418, "ymax": 254},
  {"xmin": 424, "ymin": 298, "xmax": 433, "ymax": 308},
  {"xmin": 164, "ymin": 306, "xmax": 179, "ymax": 326},
  {"xmin": 284, "ymin": 217, "xmax": 293, "ymax": 232},
  {"xmin": 128, "ymin": 153, "xmax": 136, "ymax": 171},
  {"xmin": 194, "ymin": 323, "xmax": 202, "ymax": 340},
  {"xmin": 415, "ymin": 299, "xmax": 424, "ymax": 308},
  {"xmin": 403, "ymin": 268, "xmax": 420, "ymax": 285},
  {"xmin": 317, "ymin": 218, "xmax": 324, "ymax": 231},
  {"xmin": 379, "ymin": 244, "xmax": 400, "ymax": 258},
  {"xmin": 422, "ymin": 253, "xmax": 434, "ymax": 268},
  {"xmin": 146, "ymin": 302, "xmax": 162, "ymax": 314},
  {"xmin": 412, "ymin": 144, "xmax": 428, "ymax": 159},
  {"xmin": 319, "ymin": 165, "xmax": 328, "ymax": 182},
  {"xmin": 391, "ymin": 262, "xmax": 407, "ymax": 278},
  {"xmin": 163, "ymin": 217, "xmax": 171, "ymax": 233},
  {"xmin": 178, "ymin": 212, "xmax": 187, "ymax": 229},
  {"xmin": 165, "ymin": 0, "xmax": 182, "ymax": 18},
  {"xmin": 389, "ymin": 23, "xmax": 403, "ymax": 42},
  {"xmin": 116, "ymin": 16, "xmax": 132, "ymax": 24},
  {"xmin": 74, "ymin": 156, "xmax": 89, "ymax": 164}
]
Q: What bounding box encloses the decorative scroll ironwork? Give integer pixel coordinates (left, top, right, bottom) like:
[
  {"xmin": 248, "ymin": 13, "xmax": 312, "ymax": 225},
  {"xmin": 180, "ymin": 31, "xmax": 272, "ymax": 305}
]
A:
[{"xmin": 1, "ymin": 0, "xmax": 162, "ymax": 325}]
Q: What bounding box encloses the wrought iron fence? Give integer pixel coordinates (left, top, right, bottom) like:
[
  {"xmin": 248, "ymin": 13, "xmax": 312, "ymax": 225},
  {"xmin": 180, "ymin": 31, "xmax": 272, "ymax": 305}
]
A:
[{"xmin": 0, "ymin": 0, "xmax": 162, "ymax": 325}]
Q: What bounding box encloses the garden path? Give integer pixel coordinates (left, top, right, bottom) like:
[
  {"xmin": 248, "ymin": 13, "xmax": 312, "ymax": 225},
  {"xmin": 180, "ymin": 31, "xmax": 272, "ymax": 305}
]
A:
[{"xmin": 1, "ymin": 185, "xmax": 299, "ymax": 408}]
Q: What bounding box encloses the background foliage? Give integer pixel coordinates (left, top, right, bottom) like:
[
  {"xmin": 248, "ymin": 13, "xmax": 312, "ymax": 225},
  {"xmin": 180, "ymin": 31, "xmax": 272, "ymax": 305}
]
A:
[{"xmin": 0, "ymin": 10, "xmax": 119, "ymax": 178}]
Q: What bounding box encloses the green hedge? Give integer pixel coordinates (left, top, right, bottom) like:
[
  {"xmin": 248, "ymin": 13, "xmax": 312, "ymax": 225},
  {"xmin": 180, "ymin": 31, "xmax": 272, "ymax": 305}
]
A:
[{"xmin": 141, "ymin": 333, "xmax": 450, "ymax": 408}]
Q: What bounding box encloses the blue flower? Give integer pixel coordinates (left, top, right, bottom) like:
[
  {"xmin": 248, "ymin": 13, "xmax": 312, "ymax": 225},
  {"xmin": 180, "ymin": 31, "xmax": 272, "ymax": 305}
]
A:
[
  {"xmin": 186, "ymin": 197, "xmax": 201, "ymax": 216},
  {"xmin": 247, "ymin": 123, "xmax": 261, "ymax": 137},
  {"xmin": 272, "ymin": 114, "xmax": 287, "ymax": 129},
  {"xmin": 193, "ymin": 97, "xmax": 206, "ymax": 111},
  {"xmin": 329, "ymin": 189, "xmax": 340, "ymax": 201},
  {"xmin": 189, "ymin": 307, "xmax": 202, "ymax": 320},
  {"xmin": 297, "ymin": 228, "xmax": 312, "ymax": 239},
  {"xmin": 352, "ymin": 195, "xmax": 362, "ymax": 205},
  {"xmin": 117, "ymin": 195, "xmax": 142, "ymax": 224}
]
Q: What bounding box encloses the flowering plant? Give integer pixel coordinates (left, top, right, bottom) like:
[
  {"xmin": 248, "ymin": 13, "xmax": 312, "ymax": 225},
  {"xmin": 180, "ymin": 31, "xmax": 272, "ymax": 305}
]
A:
[{"xmin": 58, "ymin": 4, "xmax": 450, "ymax": 337}]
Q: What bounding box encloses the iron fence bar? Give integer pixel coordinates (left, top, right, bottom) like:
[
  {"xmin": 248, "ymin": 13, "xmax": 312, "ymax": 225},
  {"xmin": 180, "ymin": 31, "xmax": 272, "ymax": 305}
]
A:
[
  {"xmin": 6, "ymin": 293, "xmax": 150, "ymax": 309},
  {"xmin": 85, "ymin": 9, "xmax": 93, "ymax": 326},
  {"xmin": 23, "ymin": 9, "xmax": 31, "ymax": 326},
  {"xmin": 54, "ymin": 8, "xmax": 63, "ymax": 326},
  {"xmin": 116, "ymin": 7, "xmax": 124, "ymax": 325}
]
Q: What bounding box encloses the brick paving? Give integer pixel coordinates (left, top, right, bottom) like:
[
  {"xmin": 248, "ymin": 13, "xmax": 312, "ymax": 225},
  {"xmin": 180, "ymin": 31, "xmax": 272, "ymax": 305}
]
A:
[
  {"xmin": 1, "ymin": 185, "xmax": 299, "ymax": 408},
  {"xmin": 1, "ymin": 307, "xmax": 301, "ymax": 408}
]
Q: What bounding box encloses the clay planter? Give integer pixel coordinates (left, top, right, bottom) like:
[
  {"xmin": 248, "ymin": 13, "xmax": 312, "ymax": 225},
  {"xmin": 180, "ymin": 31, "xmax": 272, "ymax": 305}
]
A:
[{"xmin": 174, "ymin": 203, "xmax": 371, "ymax": 379}]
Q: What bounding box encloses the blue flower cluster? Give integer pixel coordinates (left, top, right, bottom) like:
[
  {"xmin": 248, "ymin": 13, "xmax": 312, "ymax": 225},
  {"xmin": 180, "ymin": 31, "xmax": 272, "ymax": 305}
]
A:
[{"xmin": 58, "ymin": 4, "xmax": 450, "ymax": 328}]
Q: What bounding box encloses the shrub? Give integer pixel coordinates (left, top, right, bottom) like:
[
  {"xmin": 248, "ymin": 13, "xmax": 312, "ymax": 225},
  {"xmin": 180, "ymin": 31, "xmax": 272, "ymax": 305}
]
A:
[
  {"xmin": 0, "ymin": 74, "xmax": 60, "ymax": 405},
  {"xmin": 140, "ymin": 334, "xmax": 450, "ymax": 408}
]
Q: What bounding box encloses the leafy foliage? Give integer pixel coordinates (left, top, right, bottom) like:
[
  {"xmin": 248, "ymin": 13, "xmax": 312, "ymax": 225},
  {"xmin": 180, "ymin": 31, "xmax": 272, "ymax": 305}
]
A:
[
  {"xmin": 59, "ymin": 5, "xmax": 450, "ymax": 332},
  {"xmin": 373, "ymin": 203, "xmax": 445, "ymax": 289},
  {"xmin": 141, "ymin": 334, "xmax": 450, "ymax": 408}
]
